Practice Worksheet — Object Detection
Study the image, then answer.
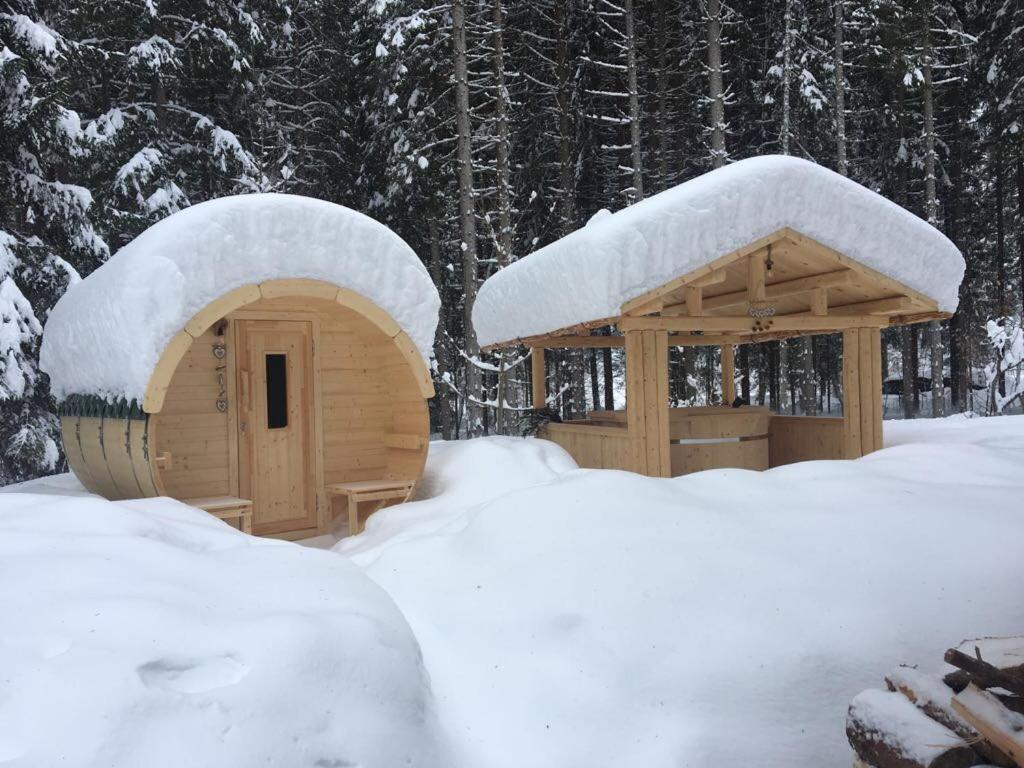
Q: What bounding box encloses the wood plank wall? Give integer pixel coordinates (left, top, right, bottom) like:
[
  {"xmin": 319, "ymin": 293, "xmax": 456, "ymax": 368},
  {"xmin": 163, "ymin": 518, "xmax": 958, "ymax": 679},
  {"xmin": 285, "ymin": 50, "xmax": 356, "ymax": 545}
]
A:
[
  {"xmin": 153, "ymin": 296, "xmax": 428, "ymax": 506},
  {"xmin": 768, "ymin": 416, "xmax": 845, "ymax": 467},
  {"xmin": 154, "ymin": 326, "xmax": 231, "ymax": 498},
  {"xmin": 539, "ymin": 423, "xmax": 635, "ymax": 470}
]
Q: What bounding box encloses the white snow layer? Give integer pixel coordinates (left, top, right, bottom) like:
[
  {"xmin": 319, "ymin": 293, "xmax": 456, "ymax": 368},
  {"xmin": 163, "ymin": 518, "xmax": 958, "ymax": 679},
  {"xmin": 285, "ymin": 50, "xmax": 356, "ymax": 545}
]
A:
[
  {"xmin": 336, "ymin": 416, "xmax": 1024, "ymax": 767},
  {"xmin": 4, "ymin": 414, "xmax": 1024, "ymax": 766},
  {"xmin": 0, "ymin": 493, "xmax": 450, "ymax": 767},
  {"xmin": 40, "ymin": 194, "xmax": 440, "ymax": 403},
  {"xmin": 472, "ymin": 155, "xmax": 965, "ymax": 346}
]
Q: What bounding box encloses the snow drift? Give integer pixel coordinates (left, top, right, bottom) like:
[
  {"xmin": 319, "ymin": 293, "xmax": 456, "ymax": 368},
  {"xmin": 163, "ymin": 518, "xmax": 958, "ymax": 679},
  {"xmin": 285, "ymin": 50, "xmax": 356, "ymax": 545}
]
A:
[
  {"xmin": 0, "ymin": 493, "xmax": 450, "ymax": 767},
  {"xmin": 472, "ymin": 155, "xmax": 965, "ymax": 346},
  {"xmin": 3, "ymin": 417, "xmax": 1023, "ymax": 767},
  {"xmin": 40, "ymin": 194, "xmax": 440, "ymax": 403},
  {"xmin": 339, "ymin": 420, "xmax": 1024, "ymax": 767}
]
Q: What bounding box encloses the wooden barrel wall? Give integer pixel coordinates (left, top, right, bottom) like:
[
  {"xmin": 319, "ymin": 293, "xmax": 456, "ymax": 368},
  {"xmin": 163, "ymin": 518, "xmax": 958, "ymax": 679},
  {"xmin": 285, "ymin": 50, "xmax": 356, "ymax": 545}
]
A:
[
  {"xmin": 58, "ymin": 398, "xmax": 160, "ymax": 500},
  {"xmin": 56, "ymin": 280, "xmax": 432, "ymax": 539}
]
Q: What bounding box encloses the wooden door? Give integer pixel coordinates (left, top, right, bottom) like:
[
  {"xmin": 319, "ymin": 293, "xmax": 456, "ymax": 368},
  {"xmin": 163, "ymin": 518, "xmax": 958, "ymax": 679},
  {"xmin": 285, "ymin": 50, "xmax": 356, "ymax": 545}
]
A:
[{"xmin": 236, "ymin": 320, "xmax": 316, "ymax": 535}]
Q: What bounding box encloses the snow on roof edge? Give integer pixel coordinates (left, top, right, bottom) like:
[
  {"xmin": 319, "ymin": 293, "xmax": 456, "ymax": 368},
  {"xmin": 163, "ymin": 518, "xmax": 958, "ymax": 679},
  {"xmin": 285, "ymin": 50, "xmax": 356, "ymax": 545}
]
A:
[
  {"xmin": 41, "ymin": 194, "xmax": 440, "ymax": 404},
  {"xmin": 472, "ymin": 155, "xmax": 965, "ymax": 347}
]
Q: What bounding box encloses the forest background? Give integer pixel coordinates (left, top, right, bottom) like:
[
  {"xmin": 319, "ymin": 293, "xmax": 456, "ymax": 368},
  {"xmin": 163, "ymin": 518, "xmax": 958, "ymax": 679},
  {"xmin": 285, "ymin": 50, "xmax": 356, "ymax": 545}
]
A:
[{"xmin": 1, "ymin": 0, "xmax": 1021, "ymax": 483}]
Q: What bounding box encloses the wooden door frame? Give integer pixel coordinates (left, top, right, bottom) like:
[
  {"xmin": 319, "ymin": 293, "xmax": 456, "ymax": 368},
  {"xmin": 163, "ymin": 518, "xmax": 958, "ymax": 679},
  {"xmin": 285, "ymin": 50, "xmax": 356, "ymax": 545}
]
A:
[{"xmin": 228, "ymin": 310, "xmax": 326, "ymax": 539}]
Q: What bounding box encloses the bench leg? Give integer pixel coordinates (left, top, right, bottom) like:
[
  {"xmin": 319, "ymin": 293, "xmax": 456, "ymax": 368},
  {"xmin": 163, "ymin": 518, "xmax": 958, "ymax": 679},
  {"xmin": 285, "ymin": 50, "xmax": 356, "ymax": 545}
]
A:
[{"xmin": 347, "ymin": 495, "xmax": 360, "ymax": 536}]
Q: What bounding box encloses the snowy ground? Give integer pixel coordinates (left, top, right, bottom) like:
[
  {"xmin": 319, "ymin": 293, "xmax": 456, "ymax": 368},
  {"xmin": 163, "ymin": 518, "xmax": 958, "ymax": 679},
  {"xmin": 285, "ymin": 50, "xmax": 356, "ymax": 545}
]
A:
[{"xmin": 2, "ymin": 414, "xmax": 1023, "ymax": 767}]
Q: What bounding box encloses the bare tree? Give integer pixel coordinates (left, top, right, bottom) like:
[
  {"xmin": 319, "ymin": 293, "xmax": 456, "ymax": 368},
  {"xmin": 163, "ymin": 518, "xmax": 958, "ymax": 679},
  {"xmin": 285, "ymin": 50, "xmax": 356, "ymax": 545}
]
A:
[
  {"xmin": 452, "ymin": 0, "xmax": 482, "ymax": 435},
  {"xmin": 705, "ymin": 0, "xmax": 727, "ymax": 169}
]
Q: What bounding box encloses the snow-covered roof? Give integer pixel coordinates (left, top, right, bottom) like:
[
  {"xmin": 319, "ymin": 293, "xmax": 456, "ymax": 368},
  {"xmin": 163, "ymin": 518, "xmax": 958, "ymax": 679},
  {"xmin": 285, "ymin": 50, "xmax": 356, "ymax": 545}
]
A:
[
  {"xmin": 41, "ymin": 194, "xmax": 439, "ymax": 403},
  {"xmin": 472, "ymin": 155, "xmax": 965, "ymax": 347}
]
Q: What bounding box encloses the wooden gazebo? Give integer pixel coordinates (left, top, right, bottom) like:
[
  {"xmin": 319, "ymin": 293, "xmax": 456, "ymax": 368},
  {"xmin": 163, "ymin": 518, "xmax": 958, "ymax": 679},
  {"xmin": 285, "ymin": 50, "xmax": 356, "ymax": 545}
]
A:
[{"xmin": 473, "ymin": 156, "xmax": 965, "ymax": 477}]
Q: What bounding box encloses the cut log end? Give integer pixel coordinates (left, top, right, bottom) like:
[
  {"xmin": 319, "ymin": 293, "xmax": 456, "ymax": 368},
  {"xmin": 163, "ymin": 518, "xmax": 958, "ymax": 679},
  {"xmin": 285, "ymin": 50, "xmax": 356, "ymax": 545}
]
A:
[{"xmin": 847, "ymin": 689, "xmax": 982, "ymax": 768}]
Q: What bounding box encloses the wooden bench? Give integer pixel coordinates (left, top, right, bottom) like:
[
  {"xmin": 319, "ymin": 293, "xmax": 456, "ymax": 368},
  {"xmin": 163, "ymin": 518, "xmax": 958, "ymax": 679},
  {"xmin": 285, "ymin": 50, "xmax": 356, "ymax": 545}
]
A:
[
  {"xmin": 325, "ymin": 480, "xmax": 415, "ymax": 536},
  {"xmin": 185, "ymin": 496, "xmax": 254, "ymax": 534}
]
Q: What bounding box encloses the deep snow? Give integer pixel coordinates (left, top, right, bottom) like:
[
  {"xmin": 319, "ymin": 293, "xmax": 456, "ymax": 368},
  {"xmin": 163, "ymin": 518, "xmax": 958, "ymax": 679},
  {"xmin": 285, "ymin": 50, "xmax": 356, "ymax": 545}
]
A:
[
  {"xmin": 40, "ymin": 194, "xmax": 440, "ymax": 403},
  {"xmin": 337, "ymin": 415, "xmax": 1024, "ymax": 766},
  {"xmin": 0, "ymin": 494, "xmax": 449, "ymax": 767},
  {"xmin": 2, "ymin": 414, "xmax": 1022, "ymax": 767},
  {"xmin": 472, "ymin": 155, "xmax": 965, "ymax": 346}
]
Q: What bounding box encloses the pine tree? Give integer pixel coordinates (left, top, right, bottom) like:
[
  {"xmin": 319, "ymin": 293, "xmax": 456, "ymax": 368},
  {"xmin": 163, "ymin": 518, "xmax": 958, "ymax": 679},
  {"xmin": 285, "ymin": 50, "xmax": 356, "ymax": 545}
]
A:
[{"xmin": 0, "ymin": 7, "xmax": 105, "ymax": 482}]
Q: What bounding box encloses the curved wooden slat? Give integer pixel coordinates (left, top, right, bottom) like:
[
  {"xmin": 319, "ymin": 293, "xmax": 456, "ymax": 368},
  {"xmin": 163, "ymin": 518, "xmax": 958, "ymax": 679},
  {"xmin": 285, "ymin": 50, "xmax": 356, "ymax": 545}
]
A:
[
  {"xmin": 76, "ymin": 416, "xmax": 122, "ymax": 498},
  {"xmin": 335, "ymin": 287, "xmax": 401, "ymax": 338},
  {"xmin": 128, "ymin": 416, "xmax": 160, "ymax": 497},
  {"xmin": 259, "ymin": 278, "xmax": 340, "ymax": 301},
  {"xmin": 184, "ymin": 284, "xmax": 261, "ymax": 337},
  {"xmin": 142, "ymin": 332, "xmax": 194, "ymax": 414},
  {"xmin": 60, "ymin": 415, "xmax": 96, "ymax": 493},
  {"xmin": 102, "ymin": 414, "xmax": 145, "ymax": 499},
  {"xmin": 391, "ymin": 331, "xmax": 434, "ymax": 398}
]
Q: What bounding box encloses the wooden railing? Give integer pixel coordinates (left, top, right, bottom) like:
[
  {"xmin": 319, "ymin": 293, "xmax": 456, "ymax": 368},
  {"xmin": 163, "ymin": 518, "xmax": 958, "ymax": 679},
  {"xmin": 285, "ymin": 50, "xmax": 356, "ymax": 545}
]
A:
[
  {"xmin": 667, "ymin": 406, "xmax": 771, "ymax": 475},
  {"xmin": 539, "ymin": 420, "xmax": 636, "ymax": 471},
  {"xmin": 768, "ymin": 415, "xmax": 844, "ymax": 467},
  {"xmin": 541, "ymin": 406, "xmax": 773, "ymax": 476}
]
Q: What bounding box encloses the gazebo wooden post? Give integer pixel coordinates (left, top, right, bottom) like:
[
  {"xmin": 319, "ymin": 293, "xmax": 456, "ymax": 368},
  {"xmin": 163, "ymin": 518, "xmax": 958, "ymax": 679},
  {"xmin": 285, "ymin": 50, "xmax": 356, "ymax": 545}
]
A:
[
  {"xmin": 842, "ymin": 327, "xmax": 884, "ymax": 459},
  {"xmin": 531, "ymin": 347, "xmax": 546, "ymax": 409},
  {"xmin": 624, "ymin": 329, "xmax": 671, "ymax": 477},
  {"xmin": 721, "ymin": 343, "xmax": 736, "ymax": 405}
]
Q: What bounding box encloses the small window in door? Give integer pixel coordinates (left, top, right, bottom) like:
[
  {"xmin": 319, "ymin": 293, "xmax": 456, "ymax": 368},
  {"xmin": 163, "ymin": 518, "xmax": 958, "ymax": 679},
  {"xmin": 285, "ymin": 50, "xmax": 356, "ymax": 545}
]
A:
[{"xmin": 266, "ymin": 353, "xmax": 288, "ymax": 429}]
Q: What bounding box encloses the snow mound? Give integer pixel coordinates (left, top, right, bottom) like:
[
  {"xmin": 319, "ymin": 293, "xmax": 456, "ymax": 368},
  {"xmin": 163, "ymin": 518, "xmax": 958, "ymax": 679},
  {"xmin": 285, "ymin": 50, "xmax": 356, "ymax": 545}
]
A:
[
  {"xmin": 337, "ymin": 421, "xmax": 1024, "ymax": 767},
  {"xmin": 40, "ymin": 194, "xmax": 440, "ymax": 403},
  {"xmin": 336, "ymin": 436, "xmax": 579, "ymax": 559},
  {"xmin": 473, "ymin": 155, "xmax": 965, "ymax": 346},
  {"xmin": 0, "ymin": 493, "xmax": 449, "ymax": 768}
]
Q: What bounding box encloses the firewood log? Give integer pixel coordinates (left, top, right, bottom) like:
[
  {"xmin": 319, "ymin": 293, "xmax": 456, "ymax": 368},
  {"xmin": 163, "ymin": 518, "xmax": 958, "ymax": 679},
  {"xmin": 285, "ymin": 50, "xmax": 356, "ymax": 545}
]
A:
[
  {"xmin": 951, "ymin": 685, "xmax": 1024, "ymax": 768},
  {"xmin": 886, "ymin": 667, "xmax": 1013, "ymax": 767},
  {"xmin": 944, "ymin": 650, "xmax": 1024, "ymax": 698},
  {"xmin": 847, "ymin": 689, "xmax": 982, "ymax": 768}
]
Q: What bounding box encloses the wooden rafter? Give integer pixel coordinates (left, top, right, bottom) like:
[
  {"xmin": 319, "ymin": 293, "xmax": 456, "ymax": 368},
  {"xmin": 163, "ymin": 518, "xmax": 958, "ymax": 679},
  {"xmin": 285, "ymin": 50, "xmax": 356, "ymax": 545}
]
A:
[
  {"xmin": 748, "ymin": 249, "xmax": 767, "ymax": 304},
  {"xmin": 619, "ymin": 314, "xmax": 888, "ymax": 334},
  {"xmin": 479, "ymin": 316, "xmax": 618, "ymax": 352},
  {"xmin": 780, "ymin": 228, "xmax": 939, "ymax": 310},
  {"xmin": 685, "ymin": 285, "xmax": 703, "ymax": 316},
  {"xmin": 619, "ymin": 229, "xmax": 790, "ymax": 316},
  {"xmin": 666, "ymin": 268, "xmax": 854, "ymax": 314},
  {"xmin": 821, "ymin": 295, "xmax": 921, "ymax": 316},
  {"xmin": 526, "ymin": 335, "xmax": 625, "ymax": 349}
]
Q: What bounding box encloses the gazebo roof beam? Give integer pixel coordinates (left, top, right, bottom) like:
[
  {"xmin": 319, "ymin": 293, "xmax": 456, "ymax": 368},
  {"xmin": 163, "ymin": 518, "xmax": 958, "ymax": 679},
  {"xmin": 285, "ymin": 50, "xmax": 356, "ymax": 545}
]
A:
[
  {"xmin": 619, "ymin": 314, "xmax": 888, "ymax": 334},
  {"xmin": 665, "ymin": 268, "xmax": 854, "ymax": 315}
]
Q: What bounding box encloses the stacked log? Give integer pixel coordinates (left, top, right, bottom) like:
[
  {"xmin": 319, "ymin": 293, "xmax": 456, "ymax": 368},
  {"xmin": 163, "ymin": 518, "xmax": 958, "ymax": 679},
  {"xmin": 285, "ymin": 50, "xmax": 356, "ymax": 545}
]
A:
[{"xmin": 847, "ymin": 637, "xmax": 1024, "ymax": 768}]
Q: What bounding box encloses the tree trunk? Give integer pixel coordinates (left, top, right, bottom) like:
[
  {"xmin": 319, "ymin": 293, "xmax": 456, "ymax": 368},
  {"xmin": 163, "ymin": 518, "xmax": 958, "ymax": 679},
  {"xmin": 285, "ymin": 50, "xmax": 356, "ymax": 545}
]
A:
[
  {"xmin": 801, "ymin": 337, "xmax": 816, "ymax": 414},
  {"xmin": 554, "ymin": 0, "xmax": 575, "ymax": 233},
  {"xmin": 902, "ymin": 326, "xmax": 916, "ymax": 419},
  {"xmin": 452, "ymin": 0, "xmax": 482, "ymax": 435},
  {"xmin": 921, "ymin": 1, "xmax": 944, "ymax": 417},
  {"xmin": 1017, "ymin": 142, "xmax": 1023, "ymax": 314},
  {"xmin": 624, "ymin": 0, "xmax": 644, "ymax": 201},
  {"xmin": 428, "ymin": 215, "xmax": 454, "ymax": 439},
  {"xmin": 706, "ymin": 0, "xmax": 726, "ymax": 168},
  {"xmin": 492, "ymin": 0, "xmax": 512, "ymax": 270},
  {"xmin": 834, "ymin": 0, "xmax": 848, "ymax": 176},
  {"xmin": 739, "ymin": 343, "xmax": 751, "ymax": 402},
  {"xmin": 654, "ymin": 0, "xmax": 670, "ymax": 192},
  {"xmin": 780, "ymin": 0, "xmax": 793, "ymax": 155},
  {"xmin": 603, "ymin": 345, "xmax": 615, "ymax": 410}
]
